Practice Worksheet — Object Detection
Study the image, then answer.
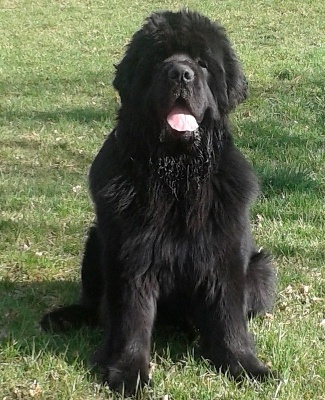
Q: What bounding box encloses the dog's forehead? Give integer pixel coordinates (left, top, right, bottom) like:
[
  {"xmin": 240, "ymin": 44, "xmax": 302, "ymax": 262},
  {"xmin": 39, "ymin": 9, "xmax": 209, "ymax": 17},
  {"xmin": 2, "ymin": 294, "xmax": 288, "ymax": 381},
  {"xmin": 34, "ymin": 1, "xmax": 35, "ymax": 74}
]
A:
[{"xmin": 140, "ymin": 11, "xmax": 226, "ymax": 60}]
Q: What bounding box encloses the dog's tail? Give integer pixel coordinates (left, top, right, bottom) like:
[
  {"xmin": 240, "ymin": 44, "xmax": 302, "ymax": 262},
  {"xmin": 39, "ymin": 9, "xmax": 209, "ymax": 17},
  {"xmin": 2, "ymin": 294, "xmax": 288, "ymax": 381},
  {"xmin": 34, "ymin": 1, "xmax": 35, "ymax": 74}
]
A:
[
  {"xmin": 246, "ymin": 250, "xmax": 276, "ymax": 318},
  {"xmin": 40, "ymin": 304, "xmax": 98, "ymax": 332}
]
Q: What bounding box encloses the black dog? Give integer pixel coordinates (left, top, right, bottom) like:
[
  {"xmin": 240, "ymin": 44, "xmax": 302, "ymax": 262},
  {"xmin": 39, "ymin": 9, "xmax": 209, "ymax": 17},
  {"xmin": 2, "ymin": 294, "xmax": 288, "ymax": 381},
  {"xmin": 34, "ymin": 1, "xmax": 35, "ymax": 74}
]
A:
[{"xmin": 41, "ymin": 10, "xmax": 277, "ymax": 394}]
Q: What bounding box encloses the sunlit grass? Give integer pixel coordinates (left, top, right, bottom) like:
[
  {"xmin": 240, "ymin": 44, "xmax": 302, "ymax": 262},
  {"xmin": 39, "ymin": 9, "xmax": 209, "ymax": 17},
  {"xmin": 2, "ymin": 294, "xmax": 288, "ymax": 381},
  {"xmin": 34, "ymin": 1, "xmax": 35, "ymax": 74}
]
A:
[{"xmin": 0, "ymin": 0, "xmax": 324, "ymax": 398}]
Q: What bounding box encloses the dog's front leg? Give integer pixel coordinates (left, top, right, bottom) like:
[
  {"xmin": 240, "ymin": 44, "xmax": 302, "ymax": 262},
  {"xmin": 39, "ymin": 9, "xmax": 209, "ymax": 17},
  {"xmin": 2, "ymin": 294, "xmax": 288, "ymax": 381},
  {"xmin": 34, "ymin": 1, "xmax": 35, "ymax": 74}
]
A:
[{"xmin": 94, "ymin": 273, "xmax": 157, "ymax": 395}]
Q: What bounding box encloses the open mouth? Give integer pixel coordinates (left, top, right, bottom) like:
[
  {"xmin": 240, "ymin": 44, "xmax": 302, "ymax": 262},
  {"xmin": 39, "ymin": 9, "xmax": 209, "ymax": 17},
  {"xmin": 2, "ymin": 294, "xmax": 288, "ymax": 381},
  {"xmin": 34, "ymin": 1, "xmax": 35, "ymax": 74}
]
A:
[{"xmin": 166, "ymin": 99, "xmax": 199, "ymax": 135}]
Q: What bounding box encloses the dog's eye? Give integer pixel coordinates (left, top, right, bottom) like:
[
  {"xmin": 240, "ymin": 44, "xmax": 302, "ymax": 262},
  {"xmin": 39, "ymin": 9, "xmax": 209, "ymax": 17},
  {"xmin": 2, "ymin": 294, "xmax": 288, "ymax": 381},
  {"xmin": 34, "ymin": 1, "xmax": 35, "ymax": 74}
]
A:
[{"xmin": 197, "ymin": 59, "xmax": 208, "ymax": 69}]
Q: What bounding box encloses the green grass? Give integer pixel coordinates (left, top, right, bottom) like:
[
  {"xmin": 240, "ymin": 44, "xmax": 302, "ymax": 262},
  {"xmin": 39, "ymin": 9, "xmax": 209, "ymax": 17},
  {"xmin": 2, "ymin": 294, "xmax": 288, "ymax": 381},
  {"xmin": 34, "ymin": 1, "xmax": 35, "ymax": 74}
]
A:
[{"xmin": 0, "ymin": 0, "xmax": 324, "ymax": 399}]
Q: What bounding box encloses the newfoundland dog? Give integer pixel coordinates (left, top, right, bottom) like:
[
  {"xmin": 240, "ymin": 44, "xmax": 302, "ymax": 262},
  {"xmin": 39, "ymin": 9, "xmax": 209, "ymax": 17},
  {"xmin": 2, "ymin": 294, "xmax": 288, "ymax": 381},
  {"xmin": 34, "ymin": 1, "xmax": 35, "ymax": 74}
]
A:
[{"xmin": 41, "ymin": 10, "xmax": 277, "ymax": 394}]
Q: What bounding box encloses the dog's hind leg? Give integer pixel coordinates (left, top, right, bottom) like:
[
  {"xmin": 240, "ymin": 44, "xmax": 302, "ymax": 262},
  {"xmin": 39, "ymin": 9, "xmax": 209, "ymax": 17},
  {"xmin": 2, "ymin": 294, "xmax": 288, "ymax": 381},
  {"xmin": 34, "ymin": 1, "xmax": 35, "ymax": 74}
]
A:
[
  {"xmin": 41, "ymin": 225, "xmax": 104, "ymax": 332},
  {"xmin": 246, "ymin": 250, "xmax": 276, "ymax": 318},
  {"xmin": 196, "ymin": 253, "xmax": 277, "ymax": 381}
]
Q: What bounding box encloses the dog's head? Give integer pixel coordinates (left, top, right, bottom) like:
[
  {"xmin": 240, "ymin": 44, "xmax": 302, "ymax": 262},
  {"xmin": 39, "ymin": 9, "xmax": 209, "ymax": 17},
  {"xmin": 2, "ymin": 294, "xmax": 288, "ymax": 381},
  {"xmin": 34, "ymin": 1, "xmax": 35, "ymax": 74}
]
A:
[{"xmin": 113, "ymin": 10, "xmax": 247, "ymax": 146}]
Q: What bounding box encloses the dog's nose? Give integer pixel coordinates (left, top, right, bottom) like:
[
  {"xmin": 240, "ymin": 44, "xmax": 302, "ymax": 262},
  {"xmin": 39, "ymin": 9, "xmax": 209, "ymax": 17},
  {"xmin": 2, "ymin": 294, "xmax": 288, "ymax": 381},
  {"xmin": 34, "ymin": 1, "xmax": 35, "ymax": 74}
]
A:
[{"xmin": 168, "ymin": 63, "xmax": 195, "ymax": 84}]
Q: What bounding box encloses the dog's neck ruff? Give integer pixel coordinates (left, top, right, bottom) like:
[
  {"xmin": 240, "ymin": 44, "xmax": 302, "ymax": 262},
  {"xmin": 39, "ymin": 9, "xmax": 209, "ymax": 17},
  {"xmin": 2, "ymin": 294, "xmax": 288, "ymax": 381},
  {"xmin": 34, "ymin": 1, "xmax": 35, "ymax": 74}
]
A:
[{"xmin": 150, "ymin": 129, "xmax": 214, "ymax": 199}]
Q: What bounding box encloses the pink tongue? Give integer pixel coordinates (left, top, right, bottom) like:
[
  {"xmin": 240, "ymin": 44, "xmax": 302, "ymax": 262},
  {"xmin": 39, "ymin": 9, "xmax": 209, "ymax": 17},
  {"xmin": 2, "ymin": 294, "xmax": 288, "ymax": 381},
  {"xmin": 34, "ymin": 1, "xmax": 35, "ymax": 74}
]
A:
[{"xmin": 167, "ymin": 105, "xmax": 199, "ymax": 132}]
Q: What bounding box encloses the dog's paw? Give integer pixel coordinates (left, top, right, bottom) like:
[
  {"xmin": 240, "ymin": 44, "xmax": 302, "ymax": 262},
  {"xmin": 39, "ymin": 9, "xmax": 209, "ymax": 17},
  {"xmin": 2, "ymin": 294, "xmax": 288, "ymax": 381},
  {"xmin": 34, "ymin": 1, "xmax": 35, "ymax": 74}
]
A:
[
  {"xmin": 229, "ymin": 353, "xmax": 279, "ymax": 382},
  {"xmin": 102, "ymin": 360, "xmax": 150, "ymax": 396}
]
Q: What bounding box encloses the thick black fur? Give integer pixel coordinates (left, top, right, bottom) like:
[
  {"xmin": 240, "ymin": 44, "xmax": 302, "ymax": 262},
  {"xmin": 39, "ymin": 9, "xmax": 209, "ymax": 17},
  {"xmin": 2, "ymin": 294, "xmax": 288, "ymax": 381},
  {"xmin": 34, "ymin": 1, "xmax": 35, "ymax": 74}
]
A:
[{"xmin": 41, "ymin": 10, "xmax": 277, "ymax": 395}]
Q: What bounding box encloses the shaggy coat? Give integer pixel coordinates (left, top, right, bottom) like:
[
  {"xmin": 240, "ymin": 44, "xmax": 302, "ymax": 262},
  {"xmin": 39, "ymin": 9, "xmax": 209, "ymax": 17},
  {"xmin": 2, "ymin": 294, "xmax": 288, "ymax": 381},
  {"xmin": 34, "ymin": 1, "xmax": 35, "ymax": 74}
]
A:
[{"xmin": 41, "ymin": 10, "xmax": 277, "ymax": 395}]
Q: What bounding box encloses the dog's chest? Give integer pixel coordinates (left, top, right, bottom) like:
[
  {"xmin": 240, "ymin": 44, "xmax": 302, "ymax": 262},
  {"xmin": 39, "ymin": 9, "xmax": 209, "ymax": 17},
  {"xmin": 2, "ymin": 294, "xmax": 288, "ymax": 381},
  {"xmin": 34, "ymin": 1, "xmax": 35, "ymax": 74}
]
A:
[
  {"xmin": 119, "ymin": 193, "xmax": 218, "ymax": 276},
  {"xmin": 105, "ymin": 174, "xmax": 223, "ymax": 270}
]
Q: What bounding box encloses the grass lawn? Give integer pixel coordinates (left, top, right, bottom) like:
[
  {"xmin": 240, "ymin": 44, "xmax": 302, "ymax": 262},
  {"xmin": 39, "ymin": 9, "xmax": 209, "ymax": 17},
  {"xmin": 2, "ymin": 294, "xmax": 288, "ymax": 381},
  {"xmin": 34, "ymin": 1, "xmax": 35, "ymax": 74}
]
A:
[{"xmin": 0, "ymin": 0, "xmax": 324, "ymax": 399}]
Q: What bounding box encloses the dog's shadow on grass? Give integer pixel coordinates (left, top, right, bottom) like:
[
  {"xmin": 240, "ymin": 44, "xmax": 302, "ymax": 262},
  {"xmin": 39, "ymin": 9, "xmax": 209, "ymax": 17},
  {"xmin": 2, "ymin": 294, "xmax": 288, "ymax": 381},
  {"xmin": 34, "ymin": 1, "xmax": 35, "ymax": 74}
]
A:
[{"xmin": 0, "ymin": 279, "xmax": 197, "ymax": 378}]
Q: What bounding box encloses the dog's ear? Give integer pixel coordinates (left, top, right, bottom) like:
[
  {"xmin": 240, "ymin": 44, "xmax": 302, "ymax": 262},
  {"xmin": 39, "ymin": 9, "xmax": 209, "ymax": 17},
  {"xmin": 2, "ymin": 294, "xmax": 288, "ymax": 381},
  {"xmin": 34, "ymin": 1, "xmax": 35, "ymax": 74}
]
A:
[
  {"xmin": 112, "ymin": 61, "xmax": 129, "ymax": 103},
  {"xmin": 223, "ymin": 49, "xmax": 248, "ymax": 110},
  {"xmin": 209, "ymin": 54, "xmax": 248, "ymax": 113},
  {"xmin": 113, "ymin": 11, "xmax": 163, "ymax": 104},
  {"xmin": 113, "ymin": 26, "xmax": 148, "ymax": 103},
  {"xmin": 113, "ymin": 45, "xmax": 140, "ymax": 103}
]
